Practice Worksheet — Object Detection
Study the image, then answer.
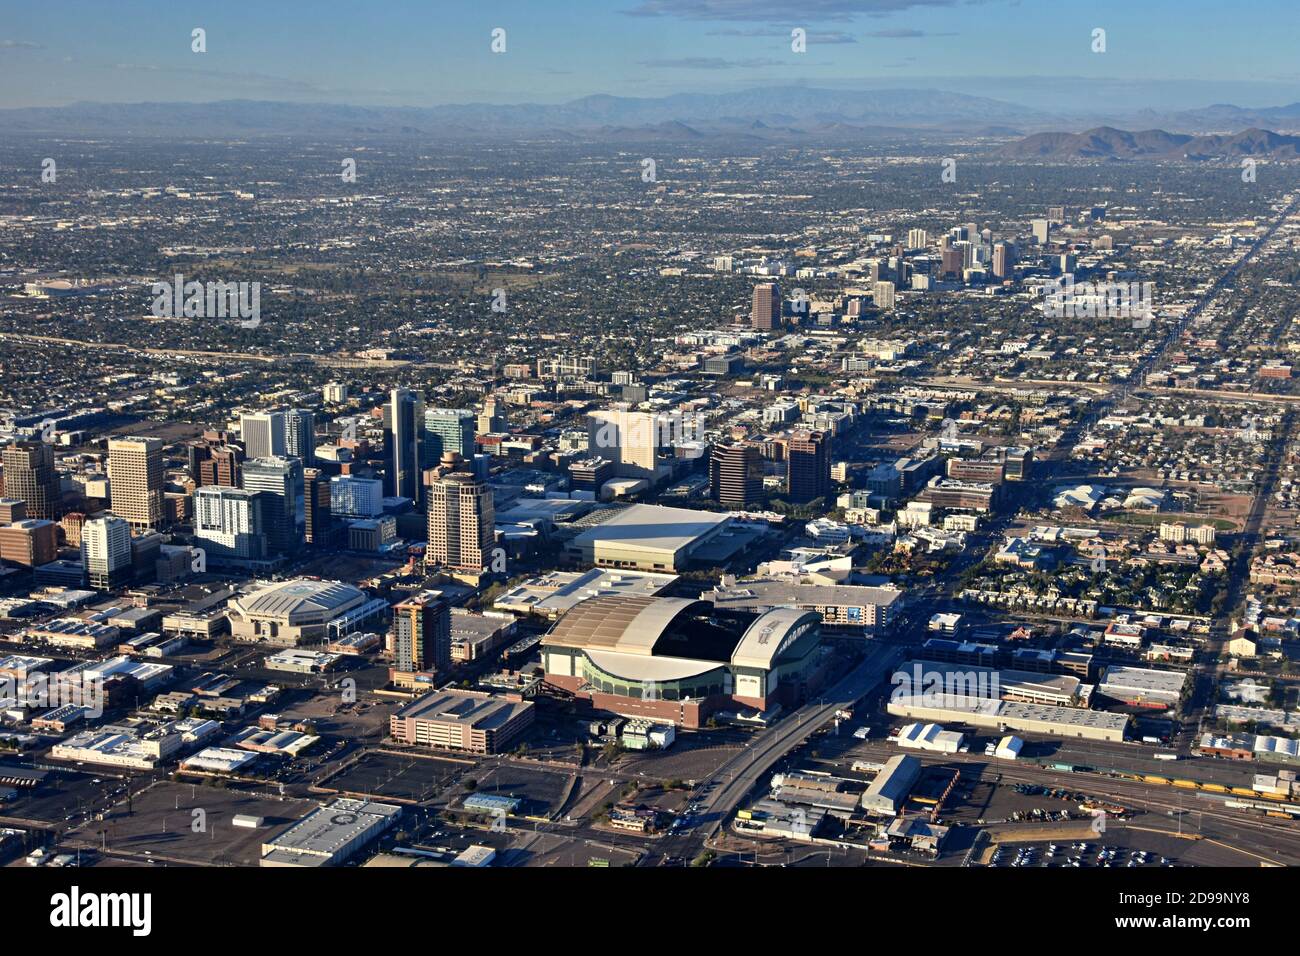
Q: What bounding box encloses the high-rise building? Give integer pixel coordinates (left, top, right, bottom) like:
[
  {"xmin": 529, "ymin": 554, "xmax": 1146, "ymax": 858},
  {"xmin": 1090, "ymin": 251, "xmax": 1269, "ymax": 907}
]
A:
[
  {"xmin": 0, "ymin": 518, "xmax": 57, "ymax": 567},
  {"xmin": 940, "ymin": 247, "xmax": 964, "ymax": 277},
  {"xmin": 81, "ymin": 515, "xmax": 133, "ymax": 589},
  {"xmin": 2, "ymin": 442, "xmax": 60, "ymax": 519},
  {"xmin": 242, "ymin": 457, "xmax": 304, "ymax": 556},
  {"xmin": 107, "ymin": 436, "xmax": 164, "ymax": 530},
  {"xmin": 61, "ymin": 511, "xmax": 85, "ymax": 548},
  {"xmin": 751, "ymin": 282, "xmax": 780, "ymax": 331},
  {"xmin": 422, "ymin": 408, "xmax": 476, "ymax": 468},
  {"xmin": 569, "ymin": 457, "xmax": 615, "ymax": 494},
  {"xmin": 322, "ymin": 382, "xmax": 348, "ymax": 405},
  {"xmin": 587, "ymin": 408, "xmax": 664, "ymax": 480},
  {"xmin": 285, "ymin": 409, "xmax": 316, "ymax": 463},
  {"xmin": 907, "ymin": 228, "xmax": 928, "ymax": 250},
  {"xmin": 193, "ymin": 486, "xmax": 267, "ymax": 564},
  {"xmin": 788, "ymin": 430, "xmax": 831, "ymax": 504},
  {"xmin": 329, "ymin": 474, "xmax": 383, "ymax": 518},
  {"xmin": 1032, "ymin": 218, "xmax": 1051, "ymax": 245},
  {"xmin": 992, "ymin": 242, "xmax": 1012, "ymax": 280},
  {"xmin": 303, "ymin": 468, "xmax": 336, "ymax": 548},
  {"xmin": 873, "ymin": 281, "xmax": 896, "ymax": 310},
  {"xmin": 425, "ymin": 466, "xmax": 495, "ymax": 573},
  {"xmin": 477, "ymin": 398, "xmax": 505, "ymax": 435},
  {"xmin": 390, "ymin": 590, "xmax": 451, "ymax": 674},
  {"xmin": 195, "ymin": 444, "xmax": 243, "ymax": 488},
  {"xmin": 383, "ymin": 388, "xmax": 424, "ymax": 505},
  {"xmin": 240, "ymin": 411, "xmax": 286, "ymax": 460},
  {"xmin": 710, "ymin": 443, "xmax": 764, "ymax": 509}
]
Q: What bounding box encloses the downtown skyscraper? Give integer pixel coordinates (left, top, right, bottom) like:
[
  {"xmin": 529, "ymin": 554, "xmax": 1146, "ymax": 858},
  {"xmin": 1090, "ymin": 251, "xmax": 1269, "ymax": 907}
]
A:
[
  {"xmin": 384, "ymin": 388, "xmax": 424, "ymax": 505},
  {"xmin": 242, "ymin": 456, "xmax": 304, "ymax": 556},
  {"xmin": 2, "ymin": 441, "xmax": 61, "ymax": 519},
  {"xmin": 107, "ymin": 436, "xmax": 164, "ymax": 530},
  {"xmin": 425, "ymin": 465, "xmax": 494, "ymax": 573}
]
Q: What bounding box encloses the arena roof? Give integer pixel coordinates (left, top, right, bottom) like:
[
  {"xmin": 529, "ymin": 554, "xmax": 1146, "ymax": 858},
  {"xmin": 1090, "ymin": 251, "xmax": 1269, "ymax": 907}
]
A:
[
  {"xmin": 543, "ymin": 595, "xmax": 819, "ymax": 681},
  {"xmin": 231, "ymin": 579, "xmax": 367, "ymax": 623},
  {"xmin": 541, "ymin": 595, "xmax": 703, "ymax": 657},
  {"xmin": 731, "ymin": 607, "xmax": 820, "ymax": 670},
  {"xmin": 569, "ymin": 503, "xmax": 730, "ymax": 558}
]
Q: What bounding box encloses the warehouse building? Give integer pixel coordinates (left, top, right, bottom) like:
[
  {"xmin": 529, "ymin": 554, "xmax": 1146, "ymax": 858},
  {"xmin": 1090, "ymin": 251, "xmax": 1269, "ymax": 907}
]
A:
[
  {"xmin": 888, "ymin": 694, "xmax": 1129, "ymax": 743},
  {"xmin": 564, "ymin": 503, "xmax": 736, "ymax": 572},
  {"xmin": 896, "ymin": 659, "xmax": 1086, "ymax": 708},
  {"xmin": 896, "ymin": 722, "xmax": 966, "ymax": 754},
  {"xmin": 260, "ymin": 798, "xmax": 402, "ymax": 867},
  {"xmin": 1096, "ymin": 665, "xmax": 1186, "ymax": 709},
  {"xmin": 861, "ymin": 754, "xmax": 922, "ymax": 816}
]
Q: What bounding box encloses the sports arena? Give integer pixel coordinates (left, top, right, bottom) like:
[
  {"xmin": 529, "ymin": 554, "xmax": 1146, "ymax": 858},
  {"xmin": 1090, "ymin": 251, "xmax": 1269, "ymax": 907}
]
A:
[{"xmin": 541, "ymin": 595, "xmax": 827, "ymax": 728}]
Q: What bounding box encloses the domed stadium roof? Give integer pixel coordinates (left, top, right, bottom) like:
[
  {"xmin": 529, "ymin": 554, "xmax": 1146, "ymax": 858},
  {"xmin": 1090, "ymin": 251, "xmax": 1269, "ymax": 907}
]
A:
[
  {"xmin": 232, "ymin": 579, "xmax": 367, "ymax": 624},
  {"xmin": 541, "ymin": 595, "xmax": 705, "ymax": 657},
  {"xmin": 542, "ymin": 595, "xmax": 820, "ymax": 682}
]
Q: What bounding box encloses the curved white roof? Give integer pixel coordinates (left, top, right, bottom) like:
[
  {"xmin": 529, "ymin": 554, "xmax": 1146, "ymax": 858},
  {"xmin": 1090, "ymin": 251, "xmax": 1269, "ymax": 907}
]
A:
[
  {"xmin": 232, "ymin": 579, "xmax": 366, "ymax": 623},
  {"xmin": 542, "ymin": 595, "xmax": 704, "ymax": 656},
  {"xmin": 585, "ymin": 649, "xmax": 722, "ymax": 683},
  {"xmin": 731, "ymin": 607, "xmax": 820, "ymax": 670}
]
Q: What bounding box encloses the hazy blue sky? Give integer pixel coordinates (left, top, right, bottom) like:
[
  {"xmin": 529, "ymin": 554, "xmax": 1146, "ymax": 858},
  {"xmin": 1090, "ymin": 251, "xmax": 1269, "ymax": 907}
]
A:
[{"xmin": 1, "ymin": 0, "xmax": 1298, "ymax": 111}]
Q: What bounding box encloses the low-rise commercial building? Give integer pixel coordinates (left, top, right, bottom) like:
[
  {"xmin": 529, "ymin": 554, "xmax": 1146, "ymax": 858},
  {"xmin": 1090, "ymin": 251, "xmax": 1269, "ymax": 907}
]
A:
[
  {"xmin": 888, "ymin": 694, "xmax": 1130, "ymax": 743},
  {"xmin": 707, "ymin": 580, "xmax": 903, "ymax": 632},
  {"xmin": 389, "ymin": 688, "xmax": 535, "ymax": 754},
  {"xmin": 260, "ymin": 798, "xmax": 402, "ymax": 867}
]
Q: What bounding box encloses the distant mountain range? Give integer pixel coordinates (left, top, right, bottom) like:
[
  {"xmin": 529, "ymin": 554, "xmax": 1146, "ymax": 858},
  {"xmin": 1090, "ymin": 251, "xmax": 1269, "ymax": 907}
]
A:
[
  {"xmin": 997, "ymin": 126, "xmax": 1300, "ymax": 160},
  {"xmin": 0, "ymin": 87, "xmax": 1047, "ymax": 139},
  {"xmin": 1141, "ymin": 102, "xmax": 1300, "ymax": 133},
  {"xmin": 3, "ymin": 88, "xmax": 1300, "ymax": 145}
]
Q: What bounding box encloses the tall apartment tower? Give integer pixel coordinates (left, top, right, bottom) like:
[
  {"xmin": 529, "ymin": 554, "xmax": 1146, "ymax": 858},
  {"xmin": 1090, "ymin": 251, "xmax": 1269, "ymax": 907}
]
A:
[
  {"xmin": 303, "ymin": 467, "xmax": 335, "ymax": 548},
  {"xmin": 422, "ymin": 408, "xmax": 476, "ymax": 468},
  {"xmin": 82, "ymin": 514, "xmax": 133, "ymax": 589},
  {"xmin": 710, "ymin": 443, "xmax": 764, "ymax": 509},
  {"xmin": 751, "ymin": 282, "xmax": 781, "ymax": 331},
  {"xmin": 390, "ymin": 590, "xmax": 451, "ymax": 674},
  {"xmin": 193, "ymin": 486, "xmax": 267, "ymax": 564},
  {"xmin": 241, "ymin": 456, "xmax": 304, "ymax": 556},
  {"xmin": 384, "ymin": 388, "xmax": 424, "ymax": 505},
  {"xmin": 2, "ymin": 442, "xmax": 61, "ymax": 519},
  {"xmin": 873, "ymin": 281, "xmax": 896, "ymax": 310},
  {"xmin": 285, "ymin": 409, "xmax": 316, "ymax": 463},
  {"xmin": 788, "ymin": 429, "xmax": 832, "ymax": 504},
  {"xmin": 240, "ymin": 411, "xmax": 286, "ymax": 460},
  {"xmin": 587, "ymin": 408, "xmax": 662, "ymax": 480},
  {"xmin": 425, "ymin": 468, "xmax": 495, "ymax": 572},
  {"xmin": 992, "ymin": 242, "xmax": 1011, "ymax": 280},
  {"xmin": 107, "ymin": 436, "xmax": 164, "ymax": 530}
]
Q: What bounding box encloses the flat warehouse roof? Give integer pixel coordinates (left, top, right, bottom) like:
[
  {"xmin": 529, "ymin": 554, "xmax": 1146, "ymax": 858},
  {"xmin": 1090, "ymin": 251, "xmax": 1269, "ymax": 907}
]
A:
[
  {"xmin": 1099, "ymin": 666, "xmax": 1187, "ymax": 693},
  {"xmin": 571, "ymin": 503, "xmax": 729, "ymax": 555}
]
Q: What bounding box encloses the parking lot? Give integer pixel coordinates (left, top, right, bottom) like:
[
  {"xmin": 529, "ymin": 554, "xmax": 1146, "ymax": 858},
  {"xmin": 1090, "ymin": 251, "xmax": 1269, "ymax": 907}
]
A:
[
  {"xmin": 59, "ymin": 780, "xmax": 320, "ymax": 867},
  {"xmin": 320, "ymin": 749, "xmax": 471, "ymax": 803}
]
